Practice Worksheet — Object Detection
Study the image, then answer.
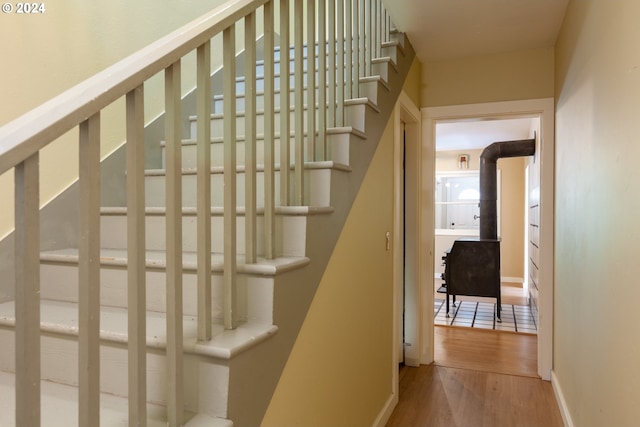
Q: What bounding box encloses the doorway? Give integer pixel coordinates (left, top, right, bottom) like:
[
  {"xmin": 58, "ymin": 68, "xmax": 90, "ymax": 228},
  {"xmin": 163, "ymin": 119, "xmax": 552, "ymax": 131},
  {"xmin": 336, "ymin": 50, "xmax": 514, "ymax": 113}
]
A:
[{"xmin": 421, "ymin": 99, "xmax": 555, "ymax": 380}]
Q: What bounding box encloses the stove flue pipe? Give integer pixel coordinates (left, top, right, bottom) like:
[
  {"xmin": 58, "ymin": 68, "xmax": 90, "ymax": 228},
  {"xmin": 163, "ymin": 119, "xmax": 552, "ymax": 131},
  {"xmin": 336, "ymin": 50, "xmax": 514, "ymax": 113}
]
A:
[{"xmin": 479, "ymin": 138, "xmax": 536, "ymax": 240}]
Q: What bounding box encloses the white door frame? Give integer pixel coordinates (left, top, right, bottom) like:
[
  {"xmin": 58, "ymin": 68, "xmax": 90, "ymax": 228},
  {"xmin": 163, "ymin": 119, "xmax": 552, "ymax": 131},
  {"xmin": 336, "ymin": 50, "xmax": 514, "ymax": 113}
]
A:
[
  {"xmin": 421, "ymin": 98, "xmax": 555, "ymax": 380},
  {"xmin": 379, "ymin": 91, "xmax": 423, "ymax": 427},
  {"xmin": 392, "ymin": 91, "xmax": 424, "ymax": 372}
]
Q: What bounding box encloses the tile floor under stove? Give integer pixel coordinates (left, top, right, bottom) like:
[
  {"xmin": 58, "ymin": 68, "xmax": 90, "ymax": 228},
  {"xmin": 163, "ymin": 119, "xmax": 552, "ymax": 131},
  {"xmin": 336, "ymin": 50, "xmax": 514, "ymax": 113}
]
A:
[{"xmin": 434, "ymin": 297, "xmax": 537, "ymax": 334}]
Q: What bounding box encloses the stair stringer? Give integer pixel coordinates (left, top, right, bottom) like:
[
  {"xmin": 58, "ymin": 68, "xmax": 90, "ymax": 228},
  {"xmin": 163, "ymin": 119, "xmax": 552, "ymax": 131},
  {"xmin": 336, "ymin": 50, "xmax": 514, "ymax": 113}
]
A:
[{"xmin": 222, "ymin": 37, "xmax": 416, "ymax": 427}]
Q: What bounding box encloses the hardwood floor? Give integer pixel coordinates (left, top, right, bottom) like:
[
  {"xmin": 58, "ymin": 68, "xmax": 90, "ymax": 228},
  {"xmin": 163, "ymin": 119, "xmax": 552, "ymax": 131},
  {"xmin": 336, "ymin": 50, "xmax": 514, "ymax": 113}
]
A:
[
  {"xmin": 434, "ymin": 326, "xmax": 537, "ymax": 377},
  {"xmin": 386, "ymin": 327, "xmax": 563, "ymax": 427}
]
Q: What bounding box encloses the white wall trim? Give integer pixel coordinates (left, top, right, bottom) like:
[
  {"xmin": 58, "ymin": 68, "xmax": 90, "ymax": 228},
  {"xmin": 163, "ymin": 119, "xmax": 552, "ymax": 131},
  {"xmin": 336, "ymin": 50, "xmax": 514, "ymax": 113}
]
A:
[
  {"xmin": 386, "ymin": 89, "xmax": 423, "ymax": 426},
  {"xmin": 552, "ymin": 371, "xmax": 575, "ymax": 427},
  {"xmin": 372, "ymin": 393, "xmax": 399, "ymax": 427},
  {"xmin": 393, "ymin": 90, "xmax": 425, "ymax": 370},
  {"xmin": 421, "ymin": 98, "xmax": 555, "ymax": 378}
]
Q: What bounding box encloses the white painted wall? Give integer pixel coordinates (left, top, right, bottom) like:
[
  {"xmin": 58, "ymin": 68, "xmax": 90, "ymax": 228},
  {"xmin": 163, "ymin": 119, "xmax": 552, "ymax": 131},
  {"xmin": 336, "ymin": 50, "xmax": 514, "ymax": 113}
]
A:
[{"xmin": 554, "ymin": 1, "xmax": 640, "ymax": 425}]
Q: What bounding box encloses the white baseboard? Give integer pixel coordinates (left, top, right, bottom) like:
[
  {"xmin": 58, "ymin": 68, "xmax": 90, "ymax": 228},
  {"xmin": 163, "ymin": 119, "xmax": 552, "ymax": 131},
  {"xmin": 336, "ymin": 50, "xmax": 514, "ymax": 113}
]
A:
[
  {"xmin": 372, "ymin": 392, "xmax": 398, "ymax": 427},
  {"xmin": 551, "ymin": 370, "xmax": 574, "ymax": 427}
]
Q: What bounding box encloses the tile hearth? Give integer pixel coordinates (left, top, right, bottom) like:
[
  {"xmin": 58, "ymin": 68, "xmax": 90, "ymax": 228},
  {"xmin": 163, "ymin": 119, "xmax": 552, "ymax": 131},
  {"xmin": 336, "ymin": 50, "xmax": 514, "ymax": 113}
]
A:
[{"xmin": 434, "ymin": 298, "xmax": 537, "ymax": 334}]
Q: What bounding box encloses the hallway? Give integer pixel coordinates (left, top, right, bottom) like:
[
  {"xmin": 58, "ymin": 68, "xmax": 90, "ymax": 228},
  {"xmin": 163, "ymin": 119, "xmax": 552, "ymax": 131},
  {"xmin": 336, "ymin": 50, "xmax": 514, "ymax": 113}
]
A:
[{"xmin": 386, "ymin": 327, "xmax": 563, "ymax": 426}]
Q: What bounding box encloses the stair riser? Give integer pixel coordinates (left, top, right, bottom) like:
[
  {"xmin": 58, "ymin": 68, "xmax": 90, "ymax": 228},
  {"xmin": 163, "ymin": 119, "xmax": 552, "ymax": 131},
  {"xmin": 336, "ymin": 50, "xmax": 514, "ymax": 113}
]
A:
[
  {"xmin": 100, "ymin": 214, "xmax": 307, "ymax": 257},
  {"xmin": 344, "ymin": 102, "xmax": 367, "ymax": 134},
  {"xmin": 0, "ymin": 327, "xmax": 229, "ymax": 417},
  {"xmin": 144, "ymin": 167, "xmax": 333, "ymax": 208},
  {"xmin": 371, "ymin": 60, "xmax": 391, "ymax": 84},
  {"xmin": 381, "ymin": 44, "xmax": 399, "ymax": 66},
  {"xmin": 360, "ymin": 78, "xmax": 383, "ymax": 106},
  {"xmin": 164, "ymin": 130, "xmax": 351, "ymax": 170},
  {"xmin": 165, "ymin": 137, "xmax": 295, "ymax": 170},
  {"xmin": 39, "ymin": 263, "xmax": 275, "ymax": 323},
  {"xmin": 255, "ymin": 53, "xmax": 321, "ymax": 76},
  {"xmin": 212, "ymin": 86, "xmax": 318, "ymax": 115},
  {"xmin": 233, "ymin": 72, "xmax": 316, "ymax": 98},
  {"xmin": 389, "ymin": 31, "xmax": 406, "ymax": 51},
  {"xmin": 189, "ymin": 108, "xmax": 319, "ymax": 141}
]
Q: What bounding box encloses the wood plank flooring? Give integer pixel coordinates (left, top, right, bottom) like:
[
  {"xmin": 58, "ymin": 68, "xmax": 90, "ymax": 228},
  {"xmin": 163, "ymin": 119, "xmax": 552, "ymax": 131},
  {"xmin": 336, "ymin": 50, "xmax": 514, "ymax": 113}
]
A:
[
  {"xmin": 386, "ymin": 327, "xmax": 563, "ymax": 427},
  {"xmin": 434, "ymin": 326, "xmax": 538, "ymax": 377}
]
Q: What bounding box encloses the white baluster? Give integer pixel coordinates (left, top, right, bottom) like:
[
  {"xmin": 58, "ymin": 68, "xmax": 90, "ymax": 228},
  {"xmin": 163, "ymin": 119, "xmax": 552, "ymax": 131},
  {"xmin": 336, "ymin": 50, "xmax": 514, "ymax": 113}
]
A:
[
  {"xmin": 279, "ymin": 0, "xmax": 291, "ymax": 206},
  {"xmin": 264, "ymin": 1, "xmax": 276, "ymax": 259},
  {"xmin": 245, "ymin": 13, "xmax": 258, "ymax": 263},
  {"xmin": 14, "ymin": 152, "xmax": 41, "ymax": 427},
  {"xmin": 197, "ymin": 42, "xmax": 213, "ymax": 340},
  {"xmin": 328, "ymin": 0, "xmax": 337, "ymax": 127},
  {"xmin": 337, "ymin": 0, "xmax": 345, "ymax": 127},
  {"xmin": 294, "ymin": 0, "xmax": 305, "ymax": 205},
  {"xmin": 307, "ymin": 0, "xmax": 316, "ymax": 160},
  {"xmin": 78, "ymin": 113, "xmax": 101, "ymax": 427},
  {"xmin": 317, "ymin": 0, "xmax": 327, "ymax": 159},
  {"xmin": 345, "ymin": 0, "xmax": 353, "ymax": 100},
  {"xmin": 223, "ymin": 26, "xmax": 238, "ymax": 329},
  {"xmin": 165, "ymin": 61, "xmax": 184, "ymax": 426},
  {"xmin": 126, "ymin": 85, "xmax": 148, "ymax": 425}
]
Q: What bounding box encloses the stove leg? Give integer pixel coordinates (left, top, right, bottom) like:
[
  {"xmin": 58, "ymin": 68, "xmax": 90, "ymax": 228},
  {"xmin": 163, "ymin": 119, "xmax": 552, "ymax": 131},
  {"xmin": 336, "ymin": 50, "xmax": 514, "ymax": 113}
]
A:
[{"xmin": 446, "ymin": 293, "xmax": 450, "ymax": 317}]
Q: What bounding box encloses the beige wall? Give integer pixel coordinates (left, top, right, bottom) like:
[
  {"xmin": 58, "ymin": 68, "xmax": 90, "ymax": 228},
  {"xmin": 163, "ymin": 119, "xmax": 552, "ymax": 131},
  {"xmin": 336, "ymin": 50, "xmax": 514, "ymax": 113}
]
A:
[
  {"xmin": 436, "ymin": 149, "xmax": 483, "ymax": 171},
  {"xmin": 421, "ymin": 47, "xmax": 555, "ymax": 108},
  {"xmin": 0, "ymin": 0, "xmax": 232, "ymax": 238},
  {"xmin": 403, "ymin": 59, "xmax": 422, "ymax": 108},
  {"xmin": 262, "ymin": 113, "xmax": 396, "ymax": 427},
  {"xmin": 497, "ymin": 157, "xmax": 525, "ymax": 280},
  {"xmin": 554, "ymin": 0, "xmax": 640, "ymax": 425},
  {"xmin": 435, "ymin": 150, "xmax": 525, "ymax": 280}
]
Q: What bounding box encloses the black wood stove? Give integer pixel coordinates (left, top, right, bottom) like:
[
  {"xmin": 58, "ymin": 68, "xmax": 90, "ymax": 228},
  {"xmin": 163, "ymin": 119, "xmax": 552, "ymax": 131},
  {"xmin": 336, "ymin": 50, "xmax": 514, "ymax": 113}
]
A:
[{"xmin": 441, "ymin": 238, "xmax": 501, "ymax": 320}]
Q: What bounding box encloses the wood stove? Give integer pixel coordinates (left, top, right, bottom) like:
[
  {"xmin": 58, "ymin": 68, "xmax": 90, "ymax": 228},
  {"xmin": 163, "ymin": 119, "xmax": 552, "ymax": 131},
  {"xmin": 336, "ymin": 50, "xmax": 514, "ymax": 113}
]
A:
[{"xmin": 441, "ymin": 238, "xmax": 501, "ymax": 320}]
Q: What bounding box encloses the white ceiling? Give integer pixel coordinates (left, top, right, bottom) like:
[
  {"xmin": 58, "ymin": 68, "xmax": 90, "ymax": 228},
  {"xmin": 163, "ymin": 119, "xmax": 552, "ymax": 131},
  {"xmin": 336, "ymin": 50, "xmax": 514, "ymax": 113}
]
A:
[
  {"xmin": 385, "ymin": 0, "xmax": 570, "ymax": 62},
  {"xmin": 435, "ymin": 118, "xmax": 536, "ymax": 152},
  {"xmin": 384, "ymin": 0, "xmax": 567, "ymax": 151}
]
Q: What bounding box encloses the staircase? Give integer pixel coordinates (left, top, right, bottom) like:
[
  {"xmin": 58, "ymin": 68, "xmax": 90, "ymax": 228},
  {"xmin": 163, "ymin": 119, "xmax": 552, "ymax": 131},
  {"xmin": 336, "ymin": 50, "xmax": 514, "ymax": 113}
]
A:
[{"xmin": 0, "ymin": 1, "xmax": 414, "ymax": 426}]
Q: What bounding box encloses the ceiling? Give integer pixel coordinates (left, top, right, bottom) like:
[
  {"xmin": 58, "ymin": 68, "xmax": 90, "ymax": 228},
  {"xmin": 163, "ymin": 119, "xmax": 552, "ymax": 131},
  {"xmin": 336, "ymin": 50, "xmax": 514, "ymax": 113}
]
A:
[
  {"xmin": 385, "ymin": 0, "xmax": 570, "ymax": 62},
  {"xmin": 435, "ymin": 117, "xmax": 537, "ymax": 152},
  {"xmin": 384, "ymin": 0, "xmax": 568, "ymax": 151}
]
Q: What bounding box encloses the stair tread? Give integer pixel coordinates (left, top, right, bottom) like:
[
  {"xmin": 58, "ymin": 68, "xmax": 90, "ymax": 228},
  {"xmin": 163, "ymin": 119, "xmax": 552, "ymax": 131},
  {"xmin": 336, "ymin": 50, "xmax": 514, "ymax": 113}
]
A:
[
  {"xmin": 40, "ymin": 248, "xmax": 310, "ymax": 275},
  {"xmin": 0, "ymin": 299, "xmax": 278, "ymax": 360},
  {"xmin": 163, "ymin": 125, "xmax": 357, "ymax": 145},
  {"xmin": 100, "ymin": 205, "xmax": 334, "ymax": 216},
  {"xmin": 0, "ymin": 371, "xmax": 170, "ymax": 427},
  {"xmin": 144, "ymin": 160, "xmax": 352, "ymax": 176},
  {"xmin": 185, "ymin": 414, "xmax": 234, "ymax": 427},
  {"xmin": 0, "ymin": 371, "xmax": 233, "ymax": 427}
]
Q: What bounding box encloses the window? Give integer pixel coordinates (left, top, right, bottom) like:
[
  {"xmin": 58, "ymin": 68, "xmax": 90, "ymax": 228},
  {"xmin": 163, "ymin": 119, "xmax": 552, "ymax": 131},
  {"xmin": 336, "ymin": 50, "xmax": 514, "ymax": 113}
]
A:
[{"xmin": 435, "ymin": 172, "xmax": 480, "ymax": 231}]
